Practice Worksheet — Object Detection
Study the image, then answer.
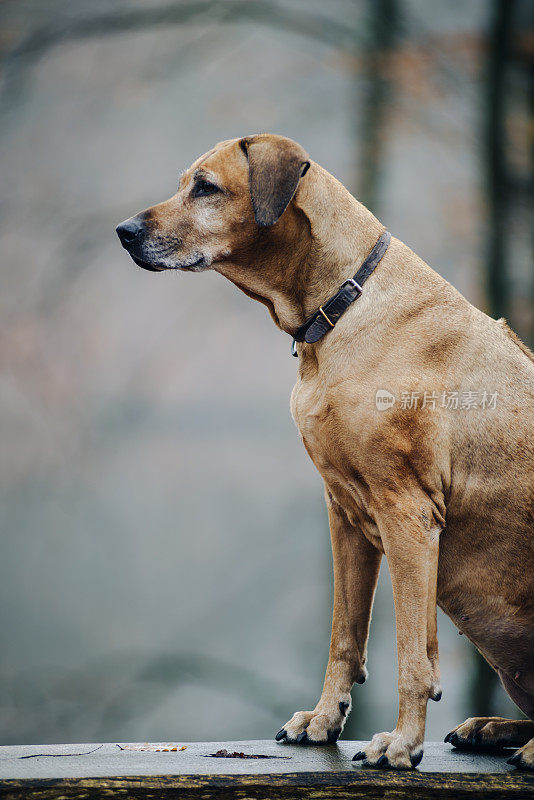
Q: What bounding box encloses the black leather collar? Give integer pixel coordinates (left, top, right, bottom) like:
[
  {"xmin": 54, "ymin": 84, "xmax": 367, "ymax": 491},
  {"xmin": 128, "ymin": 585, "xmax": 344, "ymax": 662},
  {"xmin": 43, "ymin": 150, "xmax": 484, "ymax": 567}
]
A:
[{"xmin": 291, "ymin": 230, "xmax": 391, "ymax": 356}]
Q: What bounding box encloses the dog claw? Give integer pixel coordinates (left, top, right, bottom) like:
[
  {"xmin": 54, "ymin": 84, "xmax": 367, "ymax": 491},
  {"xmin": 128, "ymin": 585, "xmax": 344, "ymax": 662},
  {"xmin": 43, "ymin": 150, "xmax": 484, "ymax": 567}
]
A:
[
  {"xmin": 354, "ymin": 746, "xmax": 423, "ymax": 769},
  {"xmin": 410, "ymin": 749, "xmax": 424, "ymax": 767},
  {"xmin": 507, "ymin": 753, "xmax": 521, "ymax": 766},
  {"xmin": 296, "ymin": 731, "xmax": 308, "ymax": 744},
  {"xmin": 431, "ymin": 689, "xmax": 442, "ymax": 702},
  {"xmin": 444, "ymin": 731, "xmax": 457, "ymax": 746},
  {"xmin": 275, "ymin": 729, "xmax": 287, "ymax": 741},
  {"xmin": 327, "ymin": 727, "xmax": 342, "ymax": 743}
]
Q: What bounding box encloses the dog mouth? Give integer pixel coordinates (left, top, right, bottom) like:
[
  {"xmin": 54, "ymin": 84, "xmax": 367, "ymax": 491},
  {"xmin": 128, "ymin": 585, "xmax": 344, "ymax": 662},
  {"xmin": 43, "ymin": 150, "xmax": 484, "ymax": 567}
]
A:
[
  {"xmin": 170, "ymin": 256, "xmax": 207, "ymax": 272},
  {"xmin": 128, "ymin": 252, "xmax": 206, "ymax": 273},
  {"xmin": 130, "ymin": 254, "xmax": 165, "ymax": 272}
]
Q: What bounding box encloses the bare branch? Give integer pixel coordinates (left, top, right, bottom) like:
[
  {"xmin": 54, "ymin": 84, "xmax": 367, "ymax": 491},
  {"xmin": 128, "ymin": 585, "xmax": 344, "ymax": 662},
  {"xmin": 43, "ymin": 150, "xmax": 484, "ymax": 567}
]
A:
[{"xmin": 1, "ymin": 1, "xmax": 361, "ymax": 107}]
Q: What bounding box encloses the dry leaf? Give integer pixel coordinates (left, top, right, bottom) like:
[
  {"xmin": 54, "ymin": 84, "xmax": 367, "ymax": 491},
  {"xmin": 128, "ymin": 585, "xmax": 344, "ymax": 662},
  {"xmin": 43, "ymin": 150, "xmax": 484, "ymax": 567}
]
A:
[{"xmin": 117, "ymin": 743, "xmax": 187, "ymax": 752}]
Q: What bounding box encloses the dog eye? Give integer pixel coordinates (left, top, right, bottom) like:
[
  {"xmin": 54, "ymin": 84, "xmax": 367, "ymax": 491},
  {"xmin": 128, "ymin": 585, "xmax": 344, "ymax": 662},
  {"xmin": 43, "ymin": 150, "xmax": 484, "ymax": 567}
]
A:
[{"xmin": 192, "ymin": 179, "xmax": 220, "ymax": 198}]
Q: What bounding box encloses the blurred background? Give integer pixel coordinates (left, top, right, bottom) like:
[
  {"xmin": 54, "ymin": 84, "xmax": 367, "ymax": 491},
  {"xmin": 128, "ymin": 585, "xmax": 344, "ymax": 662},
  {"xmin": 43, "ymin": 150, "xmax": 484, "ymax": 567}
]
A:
[{"xmin": 0, "ymin": 0, "xmax": 533, "ymax": 746}]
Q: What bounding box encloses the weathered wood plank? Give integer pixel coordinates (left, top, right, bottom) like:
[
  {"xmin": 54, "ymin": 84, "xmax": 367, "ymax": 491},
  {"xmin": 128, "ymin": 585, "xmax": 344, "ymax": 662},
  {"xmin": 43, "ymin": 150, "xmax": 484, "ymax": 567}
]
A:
[
  {"xmin": 2, "ymin": 772, "xmax": 534, "ymax": 800},
  {"xmin": 0, "ymin": 741, "xmax": 532, "ymax": 799}
]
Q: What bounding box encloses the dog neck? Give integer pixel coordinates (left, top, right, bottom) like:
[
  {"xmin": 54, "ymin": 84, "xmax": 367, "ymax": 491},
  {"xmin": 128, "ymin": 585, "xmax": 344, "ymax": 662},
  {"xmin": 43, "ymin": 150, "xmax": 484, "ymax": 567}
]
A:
[
  {"xmin": 293, "ymin": 164, "xmax": 386, "ymax": 323},
  {"xmin": 217, "ymin": 164, "xmax": 385, "ymax": 337}
]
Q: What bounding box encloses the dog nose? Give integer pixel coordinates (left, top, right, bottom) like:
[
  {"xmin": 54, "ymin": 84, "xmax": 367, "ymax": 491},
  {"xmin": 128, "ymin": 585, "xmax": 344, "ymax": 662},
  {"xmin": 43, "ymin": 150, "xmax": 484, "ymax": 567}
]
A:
[{"xmin": 116, "ymin": 217, "xmax": 143, "ymax": 246}]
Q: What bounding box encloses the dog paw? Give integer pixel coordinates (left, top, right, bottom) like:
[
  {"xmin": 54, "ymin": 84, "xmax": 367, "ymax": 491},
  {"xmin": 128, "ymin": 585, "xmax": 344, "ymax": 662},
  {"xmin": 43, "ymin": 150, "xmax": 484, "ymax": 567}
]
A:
[
  {"xmin": 352, "ymin": 731, "xmax": 423, "ymax": 770},
  {"xmin": 445, "ymin": 717, "xmax": 523, "ymax": 750},
  {"xmin": 275, "ymin": 699, "xmax": 351, "ymax": 745},
  {"xmin": 507, "ymin": 740, "xmax": 534, "ymax": 770}
]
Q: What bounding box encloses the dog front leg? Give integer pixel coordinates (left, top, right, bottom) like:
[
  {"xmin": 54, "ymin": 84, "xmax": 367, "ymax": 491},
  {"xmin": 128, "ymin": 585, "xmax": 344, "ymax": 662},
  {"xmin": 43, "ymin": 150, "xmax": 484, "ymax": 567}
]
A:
[
  {"xmin": 276, "ymin": 493, "xmax": 381, "ymax": 744},
  {"xmin": 354, "ymin": 501, "xmax": 441, "ymax": 769}
]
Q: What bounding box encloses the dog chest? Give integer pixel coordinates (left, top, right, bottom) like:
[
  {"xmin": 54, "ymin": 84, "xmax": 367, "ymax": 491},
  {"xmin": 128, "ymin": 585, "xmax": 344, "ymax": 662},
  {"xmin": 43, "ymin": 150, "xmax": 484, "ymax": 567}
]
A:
[{"xmin": 291, "ymin": 378, "xmax": 338, "ymax": 469}]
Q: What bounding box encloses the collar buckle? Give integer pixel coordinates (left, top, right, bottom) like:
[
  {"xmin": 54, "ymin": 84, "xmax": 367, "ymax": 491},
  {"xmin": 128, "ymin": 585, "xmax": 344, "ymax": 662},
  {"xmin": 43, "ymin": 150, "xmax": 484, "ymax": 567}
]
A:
[{"xmin": 341, "ymin": 278, "xmax": 363, "ymax": 293}]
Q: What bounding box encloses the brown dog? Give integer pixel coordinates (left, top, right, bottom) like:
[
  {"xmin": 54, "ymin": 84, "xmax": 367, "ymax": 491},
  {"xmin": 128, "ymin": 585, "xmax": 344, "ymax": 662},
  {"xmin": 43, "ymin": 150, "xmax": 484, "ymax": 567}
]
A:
[{"xmin": 117, "ymin": 134, "xmax": 534, "ymax": 770}]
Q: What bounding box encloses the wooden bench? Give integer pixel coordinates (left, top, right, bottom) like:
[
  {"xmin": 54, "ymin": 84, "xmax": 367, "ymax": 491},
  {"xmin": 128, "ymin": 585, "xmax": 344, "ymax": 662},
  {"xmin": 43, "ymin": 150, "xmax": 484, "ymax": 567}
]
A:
[{"xmin": 1, "ymin": 740, "xmax": 532, "ymax": 798}]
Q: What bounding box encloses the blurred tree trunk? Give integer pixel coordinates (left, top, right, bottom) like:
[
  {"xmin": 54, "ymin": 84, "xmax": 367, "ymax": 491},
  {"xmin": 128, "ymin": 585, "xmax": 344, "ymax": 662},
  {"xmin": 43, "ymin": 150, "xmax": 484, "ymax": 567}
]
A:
[
  {"xmin": 484, "ymin": 0, "xmax": 515, "ymax": 320},
  {"xmin": 468, "ymin": 648, "xmax": 500, "ymax": 718},
  {"xmin": 357, "ymin": 0, "xmax": 399, "ymax": 213},
  {"xmin": 531, "ymin": 36, "xmax": 534, "ymax": 335}
]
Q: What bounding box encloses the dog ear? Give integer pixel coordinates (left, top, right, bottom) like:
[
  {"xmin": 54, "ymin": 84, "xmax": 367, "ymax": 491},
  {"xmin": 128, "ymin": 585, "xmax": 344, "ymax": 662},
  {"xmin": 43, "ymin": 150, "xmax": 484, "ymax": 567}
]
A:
[{"xmin": 240, "ymin": 136, "xmax": 310, "ymax": 227}]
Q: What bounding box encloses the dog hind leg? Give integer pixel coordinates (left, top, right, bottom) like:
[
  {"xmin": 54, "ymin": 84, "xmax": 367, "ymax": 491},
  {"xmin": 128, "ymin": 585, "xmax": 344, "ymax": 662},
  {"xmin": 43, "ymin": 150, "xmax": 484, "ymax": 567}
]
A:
[
  {"xmin": 444, "ymin": 717, "xmax": 534, "ymax": 749},
  {"xmin": 445, "ymin": 669, "xmax": 534, "ymax": 769}
]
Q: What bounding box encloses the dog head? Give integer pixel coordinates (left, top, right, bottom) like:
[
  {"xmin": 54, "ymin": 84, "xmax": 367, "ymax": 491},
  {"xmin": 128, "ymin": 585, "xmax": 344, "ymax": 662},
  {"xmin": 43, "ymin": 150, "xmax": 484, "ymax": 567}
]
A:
[{"xmin": 116, "ymin": 134, "xmax": 310, "ymax": 277}]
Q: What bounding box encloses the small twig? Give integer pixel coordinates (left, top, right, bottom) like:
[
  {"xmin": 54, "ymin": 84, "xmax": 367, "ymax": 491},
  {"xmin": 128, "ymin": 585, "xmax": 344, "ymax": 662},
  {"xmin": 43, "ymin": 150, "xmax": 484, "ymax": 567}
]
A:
[{"xmin": 18, "ymin": 744, "xmax": 103, "ymax": 760}]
